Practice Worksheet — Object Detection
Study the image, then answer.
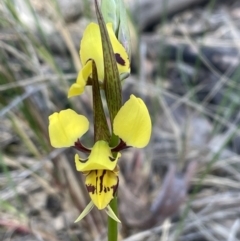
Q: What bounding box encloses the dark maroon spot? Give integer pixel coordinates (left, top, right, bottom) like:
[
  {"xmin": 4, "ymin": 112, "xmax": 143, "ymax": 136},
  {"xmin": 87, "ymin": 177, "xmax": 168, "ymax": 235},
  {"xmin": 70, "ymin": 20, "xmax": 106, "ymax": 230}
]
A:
[
  {"xmin": 86, "ymin": 184, "xmax": 95, "ymax": 194},
  {"xmin": 74, "ymin": 140, "xmax": 91, "ymax": 153},
  {"xmin": 99, "ymin": 170, "xmax": 106, "ymax": 193},
  {"xmin": 111, "ymin": 177, "xmax": 119, "ymax": 196},
  {"xmin": 115, "ymin": 53, "xmax": 125, "ymax": 66},
  {"xmin": 104, "ymin": 186, "xmax": 111, "ymax": 193}
]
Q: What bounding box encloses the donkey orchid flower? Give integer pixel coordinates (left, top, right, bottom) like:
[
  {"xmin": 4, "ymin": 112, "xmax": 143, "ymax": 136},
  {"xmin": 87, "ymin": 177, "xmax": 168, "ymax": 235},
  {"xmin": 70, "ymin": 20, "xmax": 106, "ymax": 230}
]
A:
[
  {"xmin": 48, "ymin": 95, "xmax": 151, "ymax": 219},
  {"xmin": 68, "ymin": 23, "xmax": 130, "ymax": 98}
]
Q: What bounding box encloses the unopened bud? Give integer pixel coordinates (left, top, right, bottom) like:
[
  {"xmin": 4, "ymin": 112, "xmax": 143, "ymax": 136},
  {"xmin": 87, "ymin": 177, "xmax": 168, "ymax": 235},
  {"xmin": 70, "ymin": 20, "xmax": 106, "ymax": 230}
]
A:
[{"xmin": 101, "ymin": 0, "xmax": 131, "ymax": 57}]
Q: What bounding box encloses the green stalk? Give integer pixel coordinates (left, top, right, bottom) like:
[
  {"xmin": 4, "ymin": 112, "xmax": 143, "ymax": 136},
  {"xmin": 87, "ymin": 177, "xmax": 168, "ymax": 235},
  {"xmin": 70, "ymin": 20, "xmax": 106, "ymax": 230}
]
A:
[{"xmin": 108, "ymin": 197, "xmax": 118, "ymax": 241}]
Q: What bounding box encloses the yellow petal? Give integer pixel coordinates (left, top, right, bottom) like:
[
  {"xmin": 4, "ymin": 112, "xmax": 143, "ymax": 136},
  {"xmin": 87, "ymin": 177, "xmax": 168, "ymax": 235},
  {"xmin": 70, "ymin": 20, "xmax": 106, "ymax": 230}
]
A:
[
  {"xmin": 80, "ymin": 23, "xmax": 130, "ymax": 82},
  {"xmin": 113, "ymin": 95, "xmax": 152, "ymax": 148},
  {"xmin": 106, "ymin": 23, "xmax": 130, "ymax": 75},
  {"xmin": 48, "ymin": 109, "xmax": 89, "ymax": 148},
  {"xmin": 68, "ymin": 83, "xmax": 84, "ymax": 98},
  {"xmin": 80, "ymin": 23, "xmax": 104, "ymax": 81},
  {"xmin": 68, "ymin": 61, "xmax": 92, "ymax": 98},
  {"xmin": 75, "ymin": 140, "xmax": 120, "ymax": 171},
  {"xmin": 85, "ymin": 170, "xmax": 118, "ymax": 210}
]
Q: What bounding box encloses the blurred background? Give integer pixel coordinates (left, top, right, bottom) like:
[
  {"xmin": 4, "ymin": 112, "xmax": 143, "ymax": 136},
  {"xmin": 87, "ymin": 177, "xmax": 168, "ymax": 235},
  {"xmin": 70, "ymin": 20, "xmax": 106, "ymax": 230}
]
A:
[{"xmin": 1, "ymin": 0, "xmax": 240, "ymax": 240}]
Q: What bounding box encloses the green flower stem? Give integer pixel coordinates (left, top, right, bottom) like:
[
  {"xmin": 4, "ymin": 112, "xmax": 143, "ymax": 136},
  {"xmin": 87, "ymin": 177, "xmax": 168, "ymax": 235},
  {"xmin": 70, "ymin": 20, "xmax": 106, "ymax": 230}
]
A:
[
  {"xmin": 108, "ymin": 197, "xmax": 118, "ymax": 241},
  {"xmin": 108, "ymin": 131, "xmax": 119, "ymax": 241}
]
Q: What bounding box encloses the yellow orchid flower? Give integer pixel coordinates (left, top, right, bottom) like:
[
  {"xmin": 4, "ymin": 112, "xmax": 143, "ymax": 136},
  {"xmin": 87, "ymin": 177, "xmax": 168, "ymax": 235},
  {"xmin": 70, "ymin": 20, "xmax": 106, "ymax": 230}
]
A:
[
  {"xmin": 68, "ymin": 22, "xmax": 130, "ymax": 98},
  {"xmin": 48, "ymin": 95, "xmax": 151, "ymax": 220}
]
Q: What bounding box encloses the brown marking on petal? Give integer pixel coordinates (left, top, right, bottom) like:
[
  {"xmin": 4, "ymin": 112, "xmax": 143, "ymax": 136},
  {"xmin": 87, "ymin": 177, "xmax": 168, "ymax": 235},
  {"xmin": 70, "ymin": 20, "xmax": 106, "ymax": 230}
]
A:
[
  {"xmin": 99, "ymin": 170, "xmax": 106, "ymax": 194},
  {"xmin": 104, "ymin": 186, "xmax": 111, "ymax": 193},
  {"xmin": 86, "ymin": 184, "xmax": 96, "ymax": 194},
  {"xmin": 111, "ymin": 176, "xmax": 119, "ymax": 196},
  {"xmin": 115, "ymin": 53, "xmax": 125, "ymax": 66},
  {"xmin": 95, "ymin": 171, "xmax": 98, "ymax": 190}
]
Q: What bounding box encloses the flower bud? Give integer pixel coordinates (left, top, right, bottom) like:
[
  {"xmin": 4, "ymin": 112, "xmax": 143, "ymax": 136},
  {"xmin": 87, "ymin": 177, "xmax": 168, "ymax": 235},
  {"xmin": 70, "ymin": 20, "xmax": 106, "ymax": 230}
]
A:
[{"xmin": 101, "ymin": 0, "xmax": 131, "ymax": 57}]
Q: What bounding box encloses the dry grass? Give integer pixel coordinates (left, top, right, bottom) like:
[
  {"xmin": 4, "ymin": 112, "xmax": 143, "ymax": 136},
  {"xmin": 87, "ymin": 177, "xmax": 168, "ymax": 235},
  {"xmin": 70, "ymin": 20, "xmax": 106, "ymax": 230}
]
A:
[{"xmin": 1, "ymin": 0, "xmax": 240, "ymax": 240}]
